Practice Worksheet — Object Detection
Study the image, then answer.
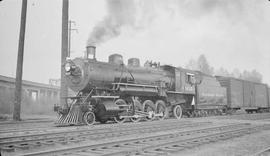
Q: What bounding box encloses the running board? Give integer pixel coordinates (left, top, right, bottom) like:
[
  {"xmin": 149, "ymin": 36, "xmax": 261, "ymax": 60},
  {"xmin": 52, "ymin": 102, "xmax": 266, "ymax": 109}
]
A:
[{"xmin": 119, "ymin": 111, "xmax": 164, "ymax": 119}]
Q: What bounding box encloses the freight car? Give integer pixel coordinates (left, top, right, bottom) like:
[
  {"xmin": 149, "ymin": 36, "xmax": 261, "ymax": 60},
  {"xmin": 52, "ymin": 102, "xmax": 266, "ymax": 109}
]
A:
[{"xmin": 216, "ymin": 76, "xmax": 270, "ymax": 113}]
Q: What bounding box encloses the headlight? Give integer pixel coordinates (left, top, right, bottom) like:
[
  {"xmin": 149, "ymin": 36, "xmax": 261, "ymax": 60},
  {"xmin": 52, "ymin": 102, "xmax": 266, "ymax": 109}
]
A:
[{"xmin": 65, "ymin": 63, "xmax": 71, "ymax": 72}]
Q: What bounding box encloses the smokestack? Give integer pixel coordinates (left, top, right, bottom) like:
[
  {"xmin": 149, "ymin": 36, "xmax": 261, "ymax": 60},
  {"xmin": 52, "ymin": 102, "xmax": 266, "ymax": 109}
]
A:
[{"xmin": 85, "ymin": 45, "xmax": 96, "ymax": 59}]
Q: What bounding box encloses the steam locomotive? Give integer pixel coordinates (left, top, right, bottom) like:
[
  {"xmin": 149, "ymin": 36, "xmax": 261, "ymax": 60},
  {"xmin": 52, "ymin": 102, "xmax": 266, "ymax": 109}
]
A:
[{"xmin": 55, "ymin": 46, "xmax": 269, "ymax": 126}]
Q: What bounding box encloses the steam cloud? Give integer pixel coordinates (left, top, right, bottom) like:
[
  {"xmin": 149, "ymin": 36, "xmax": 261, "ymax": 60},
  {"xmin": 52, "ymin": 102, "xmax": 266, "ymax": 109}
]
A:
[
  {"xmin": 87, "ymin": 0, "xmax": 263, "ymax": 45},
  {"xmin": 87, "ymin": 0, "xmax": 136, "ymax": 45}
]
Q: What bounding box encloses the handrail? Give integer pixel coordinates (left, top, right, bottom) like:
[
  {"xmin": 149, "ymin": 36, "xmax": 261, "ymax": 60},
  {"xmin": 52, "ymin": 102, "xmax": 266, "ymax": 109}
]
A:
[
  {"xmin": 112, "ymin": 82, "xmax": 158, "ymax": 88},
  {"xmin": 82, "ymin": 88, "xmax": 95, "ymax": 104}
]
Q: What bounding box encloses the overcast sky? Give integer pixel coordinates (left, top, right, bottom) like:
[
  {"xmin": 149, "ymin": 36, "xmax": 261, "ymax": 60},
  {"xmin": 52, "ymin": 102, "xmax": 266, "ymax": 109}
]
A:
[{"xmin": 0, "ymin": 0, "xmax": 270, "ymax": 85}]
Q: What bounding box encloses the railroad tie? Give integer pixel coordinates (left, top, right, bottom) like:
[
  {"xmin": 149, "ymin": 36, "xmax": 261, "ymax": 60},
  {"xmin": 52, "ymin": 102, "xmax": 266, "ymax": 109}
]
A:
[
  {"xmin": 154, "ymin": 146, "xmax": 184, "ymax": 153},
  {"xmin": 0, "ymin": 145, "xmax": 15, "ymax": 152},
  {"xmin": 13, "ymin": 143, "xmax": 30, "ymax": 150},
  {"xmin": 143, "ymin": 149, "xmax": 169, "ymax": 155}
]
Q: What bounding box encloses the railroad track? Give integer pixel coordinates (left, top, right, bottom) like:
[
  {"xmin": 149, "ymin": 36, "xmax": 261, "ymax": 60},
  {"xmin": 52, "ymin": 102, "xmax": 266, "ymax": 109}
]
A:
[
  {"xmin": 238, "ymin": 113, "xmax": 270, "ymax": 121},
  {"xmin": 21, "ymin": 123, "xmax": 270, "ymax": 156},
  {"xmin": 0, "ymin": 124, "xmax": 84, "ymax": 137},
  {"xmin": 0, "ymin": 121, "xmax": 55, "ymax": 134},
  {"xmin": 0, "ymin": 119, "xmax": 191, "ymax": 137},
  {"xmin": 0, "ymin": 118, "xmax": 186, "ymax": 136},
  {"xmin": 0, "ymin": 120, "xmax": 211, "ymax": 153},
  {"xmin": 0, "ymin": 124, "xmax": 56, "ymax": 134},
  {"xmin": 216, "ymin": 112, "xmax": 270, "ymax": 121},
  {"xmin": 253, "ymin": 147, "xmax": 270, "ymax": 156},
  {"xmin": 0, "ymin": 119, "xmax": 54, "ymax": 125}
]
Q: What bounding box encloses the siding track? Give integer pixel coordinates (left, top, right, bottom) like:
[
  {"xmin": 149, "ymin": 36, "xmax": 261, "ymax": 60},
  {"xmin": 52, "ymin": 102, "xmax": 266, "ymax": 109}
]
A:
[
  {"xmin": 0, "ymin": 120, "xmax": 210, "ymax": 153},
  {"xmin": 20, "ymin": 123, "xmax": 270, "ymax": 156}
]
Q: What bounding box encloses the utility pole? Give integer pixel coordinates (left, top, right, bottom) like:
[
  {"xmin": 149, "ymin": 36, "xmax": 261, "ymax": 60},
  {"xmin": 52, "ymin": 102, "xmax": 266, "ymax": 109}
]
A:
[
  {"xmin": 13, "ymin": 0, "xmax": 28, "ymax": 121},
  {"xmin": 68, "ymin": 20, "xmax": 77, "ymax": 57},
  {"xmin": 60, "ymin": 0, "xmax": 69, "ymax": 108}
]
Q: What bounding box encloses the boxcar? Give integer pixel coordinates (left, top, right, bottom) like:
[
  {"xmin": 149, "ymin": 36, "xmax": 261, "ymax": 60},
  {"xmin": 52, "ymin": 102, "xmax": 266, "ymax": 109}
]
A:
[
  {"xmin": 243, "ymin": 81, "xmax": 255, "ymax": 109},
  {"xmin": 268, "ymin": 88, "xmax": 270, "ymax": 108},
  {"xmin": 216, "ymin": 76, "xmax": 269, "ymax": 113},
  {"xmin": 215, "ymin": 76, "xmax": 243, "ymax": 110},
  {"xmin": 254, "ymin": 83, "xmax": 268, "ymax": 109}
]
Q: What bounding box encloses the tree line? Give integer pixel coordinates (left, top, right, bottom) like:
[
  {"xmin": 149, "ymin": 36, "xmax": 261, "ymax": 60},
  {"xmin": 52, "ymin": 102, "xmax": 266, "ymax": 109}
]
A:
[{"xmin": 185, "ymin": 54, "xmax": 263, "ymax": 83}]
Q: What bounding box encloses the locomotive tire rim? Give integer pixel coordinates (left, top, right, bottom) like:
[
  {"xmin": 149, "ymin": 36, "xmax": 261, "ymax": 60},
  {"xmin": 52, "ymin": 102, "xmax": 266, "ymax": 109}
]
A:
[
  {"xmin": 114, "ymin": 99, "xmax": 128, "ymax": 124},
  {"xmin": 83, "ymin": 111, "xmax": 95, "ymax": 125},
  {"xmin": 155, "ymin": 100, "xmax": 167, "ymax": 120},
  {"xmin": 114, "ymin": 116, "xmax": 126, "ymax": 124},
  {"xmin": 173, "ymin": 105, "xmax": 182, "ymax": 119},
  {"xmin": 130, "ymin": 99, "xmax": 142, "ymax": 123},
  {"xmin": 142, "ymin": 100, "xmax": 156, "ymax": 121}
]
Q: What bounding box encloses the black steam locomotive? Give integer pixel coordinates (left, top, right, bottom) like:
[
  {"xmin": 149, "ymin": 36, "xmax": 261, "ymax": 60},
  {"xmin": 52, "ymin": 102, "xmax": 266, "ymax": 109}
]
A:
[{"xmin": 55, "ymin": 46, "xmax": 269, "ymax": 126}]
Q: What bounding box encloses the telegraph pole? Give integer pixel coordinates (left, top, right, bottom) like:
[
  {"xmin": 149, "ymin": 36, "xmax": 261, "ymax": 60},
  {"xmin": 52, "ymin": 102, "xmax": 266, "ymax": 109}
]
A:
[
  {"xmin": 68, "ymin": 20, "xmax": 72, "ymax": 57},
  {"xmin": 68, "ymin": 20, "xmax": 77, "ymax": 57},
  {"xmin": 60, "ymin": 0, "xmax": 69, "ymax": 108},
  {"xmin": 13, "ymin": 0, "xmax": 28, "ymax": 121}
]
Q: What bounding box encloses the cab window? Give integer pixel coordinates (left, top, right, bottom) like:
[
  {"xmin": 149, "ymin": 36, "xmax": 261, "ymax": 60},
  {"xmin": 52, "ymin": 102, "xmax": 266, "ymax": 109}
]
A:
[{"xmin": 186, "ymin": 73, "xmax": 195, "ymax": 84}]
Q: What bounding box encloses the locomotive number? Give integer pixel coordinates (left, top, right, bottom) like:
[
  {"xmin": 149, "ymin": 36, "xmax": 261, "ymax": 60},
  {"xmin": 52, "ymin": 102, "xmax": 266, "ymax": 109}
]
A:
[{"xmin": 184, "ymin": 86, "xmax": 193, "ymax": 91}]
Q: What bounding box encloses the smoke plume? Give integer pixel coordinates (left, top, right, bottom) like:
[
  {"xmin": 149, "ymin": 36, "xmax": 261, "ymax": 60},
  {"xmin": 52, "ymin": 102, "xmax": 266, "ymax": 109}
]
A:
[
  {"xmin": 87, "ymin": 0, "xmax": 264, "ymax": 45},
  {"xmin": 87, "ymin": 0, "xmax": 136, "ymax": 45}
]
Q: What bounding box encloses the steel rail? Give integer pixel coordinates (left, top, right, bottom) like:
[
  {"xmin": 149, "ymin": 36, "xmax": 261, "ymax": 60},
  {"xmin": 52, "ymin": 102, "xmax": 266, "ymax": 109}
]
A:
[
  {"xmin": 0, "ymin": 120, "xmax": 201, "ymax": 140},
  {"xmin": 111, "ymin": 124, "xmax": 270, "ymax": 156},
  {"xmin": 252, "ymin": 147, "xmax": 270, "ymax": 156},
  {"xmin": 0, "ymin": 121, "xmax": 211, "ymax": 152},
  {"xmin": 19, "ymin": 123, "xmax": 258, "ymax": 156},
  {"xmin": 0, "ymin": 119, "xmax": 53, "ymax": 125},
  {"xmin": 0, "ymin": 124, "xmax": 56, "ymax": 134}
]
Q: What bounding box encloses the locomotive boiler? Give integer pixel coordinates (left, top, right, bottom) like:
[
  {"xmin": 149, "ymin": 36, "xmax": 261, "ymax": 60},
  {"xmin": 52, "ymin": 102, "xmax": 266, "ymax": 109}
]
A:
[
  {"xmin": 55, "ymin": 46, "xmax": 201, "ymax": 126},
  {"xmin": 65, "ymin": 46, "xmax": 172, "ymax": 92}
]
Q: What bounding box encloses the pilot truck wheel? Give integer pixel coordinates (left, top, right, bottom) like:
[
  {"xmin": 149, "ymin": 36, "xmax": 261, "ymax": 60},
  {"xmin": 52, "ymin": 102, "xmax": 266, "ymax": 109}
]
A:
[{"xmin": 83, "ymin": 111, "xmax": 95, "ymax": 125}]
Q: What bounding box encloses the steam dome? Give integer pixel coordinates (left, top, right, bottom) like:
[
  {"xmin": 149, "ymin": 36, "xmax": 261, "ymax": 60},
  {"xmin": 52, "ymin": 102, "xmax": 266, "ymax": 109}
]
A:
[
  {"xmin": 108, "ymin": 54, "xmax": 123, "ymax": 65},
  {"xmin": 128, "ymin": 58, "xmax": 140, "ymax": 67}
]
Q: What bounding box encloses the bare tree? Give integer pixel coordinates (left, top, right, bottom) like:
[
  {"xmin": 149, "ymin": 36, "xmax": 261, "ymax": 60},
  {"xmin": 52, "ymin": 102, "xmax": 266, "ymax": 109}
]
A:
[
  {"xmin": 241, "ymin": 69, "xmax": 262, "ymax": 83},
  {"xmin": 215, "ymin": 67, "xmax": 231, "ymax": 77},
  {"xmin": 197, "ymin": 54, "xmax": 214, "ymax": 75},
  {"xmin": 185, "ymin": 58, "xmax": 198, "ymax": 70},
  {"xmin": 185, "ymin": 54, "xmax": 214, "ymax": 75},
  {"xmin": 231, "ymin": 68, "xmax": 241, "ymax": 78},
  {"xmin": 185, "ymin": 55, "xmax": 263, "ymax": 83}
]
